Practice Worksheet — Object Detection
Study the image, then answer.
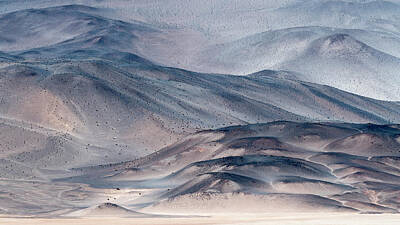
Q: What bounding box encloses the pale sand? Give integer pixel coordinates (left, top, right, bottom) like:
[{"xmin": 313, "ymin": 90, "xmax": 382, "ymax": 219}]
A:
[{"xmin": 1, "ymin": 213, "xmax": 400, "ymax": 225}]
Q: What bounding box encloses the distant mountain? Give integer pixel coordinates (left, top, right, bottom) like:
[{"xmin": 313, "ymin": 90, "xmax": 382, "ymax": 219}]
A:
[
  {"xmin": 0, "ymin": 5, "xmax": 157, "ymax": 58},
  {"xmin": 0, "ymin": 7, "xmax": 399, "ymax": 173},
  {"xmin": 279, "ymin": 33, "xmax": 400, "ymax": 101},
  {"xmin": 0, "ymin": 2, "xmax": 400, "ymax": 217},
  {"xmin": 2, "ymin": 5, "xmax": 400, "ymax": 101},
  {"xmin": 196, "ymin": 27, "xmax": 400, "ymax": 101}
]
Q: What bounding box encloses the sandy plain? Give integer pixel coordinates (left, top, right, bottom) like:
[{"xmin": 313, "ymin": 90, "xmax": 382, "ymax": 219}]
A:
[{"xmin": 1, "ymin": 213, "xmax": 400, "ymax": 225}]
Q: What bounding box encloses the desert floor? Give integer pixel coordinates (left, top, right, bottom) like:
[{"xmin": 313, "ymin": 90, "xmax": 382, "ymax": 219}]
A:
[{"xmin": 1, "ymin": 213, "xmax": 400, "ymax": 225}]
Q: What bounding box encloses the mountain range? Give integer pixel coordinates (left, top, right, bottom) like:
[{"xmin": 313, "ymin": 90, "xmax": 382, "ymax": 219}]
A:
[{"xmin": 0, "ymin": 0, "xmax": 399, "ymax": 218}]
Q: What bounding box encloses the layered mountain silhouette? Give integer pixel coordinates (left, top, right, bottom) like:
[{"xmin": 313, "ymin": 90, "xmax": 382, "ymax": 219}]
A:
[
  {"xmin": 62, "ymin": 122, "xmax": 400, "ymax": 214},
  {"xmin": 197, "ymin": 27, "xmax": 400, "ymax": 101},
  {"xmin": 0, "ymin": 1, "xmax": 399, "ymax": 217}
]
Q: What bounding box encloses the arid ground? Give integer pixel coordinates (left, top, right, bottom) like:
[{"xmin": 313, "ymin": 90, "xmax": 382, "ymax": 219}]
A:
[
  {"xmin": 1, "ymin": 1, "xmax": 400, "ymax": 224},
  {"xmin": 2, "ymin": 213, "xmax": 400, "ymax": 225}
]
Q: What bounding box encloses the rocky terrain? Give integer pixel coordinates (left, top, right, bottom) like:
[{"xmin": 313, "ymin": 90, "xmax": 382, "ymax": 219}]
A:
[{"xmin": 0, "ymin": 0, "xmax": 399, "ymax": 221}]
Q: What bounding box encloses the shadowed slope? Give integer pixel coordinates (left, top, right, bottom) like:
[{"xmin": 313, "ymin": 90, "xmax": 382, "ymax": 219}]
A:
[{"xmin": 55, "ymin": 122, "xmax": 400, "ymax": 214}]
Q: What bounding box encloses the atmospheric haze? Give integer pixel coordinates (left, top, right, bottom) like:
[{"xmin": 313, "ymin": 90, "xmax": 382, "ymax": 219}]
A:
[{"xmin": 0, "ymin": 1, "xmax": 400, "ymax": 224}]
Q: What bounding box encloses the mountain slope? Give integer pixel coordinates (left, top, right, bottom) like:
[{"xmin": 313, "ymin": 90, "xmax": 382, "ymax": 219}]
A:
[
  {"xmin": 196, "ymin": 27, "xmax": 400, "ymax": 101},
  {"xmin": 65, "ymin": 121, "xmax": 400, "ymax": 214},
  {"xmin": 1, "ymin": 58, "xmax": 400, "ymax": 168},
  {"xmin": 0, "ymin": 5, "xmax": 157, "ymax": 59},
  {"xmin": 0, "ymin": 2, "xmax": 399, "ymax": 217},
  {"xmin": 279, "ymin": 33, "xmax": 400, "ymax": 101}
]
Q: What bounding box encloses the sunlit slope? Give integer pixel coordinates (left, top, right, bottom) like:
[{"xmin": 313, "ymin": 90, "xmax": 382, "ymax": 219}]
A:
[{"xmin": 86, "ymin": 122, "xmax": 400, "ymax": 214}]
